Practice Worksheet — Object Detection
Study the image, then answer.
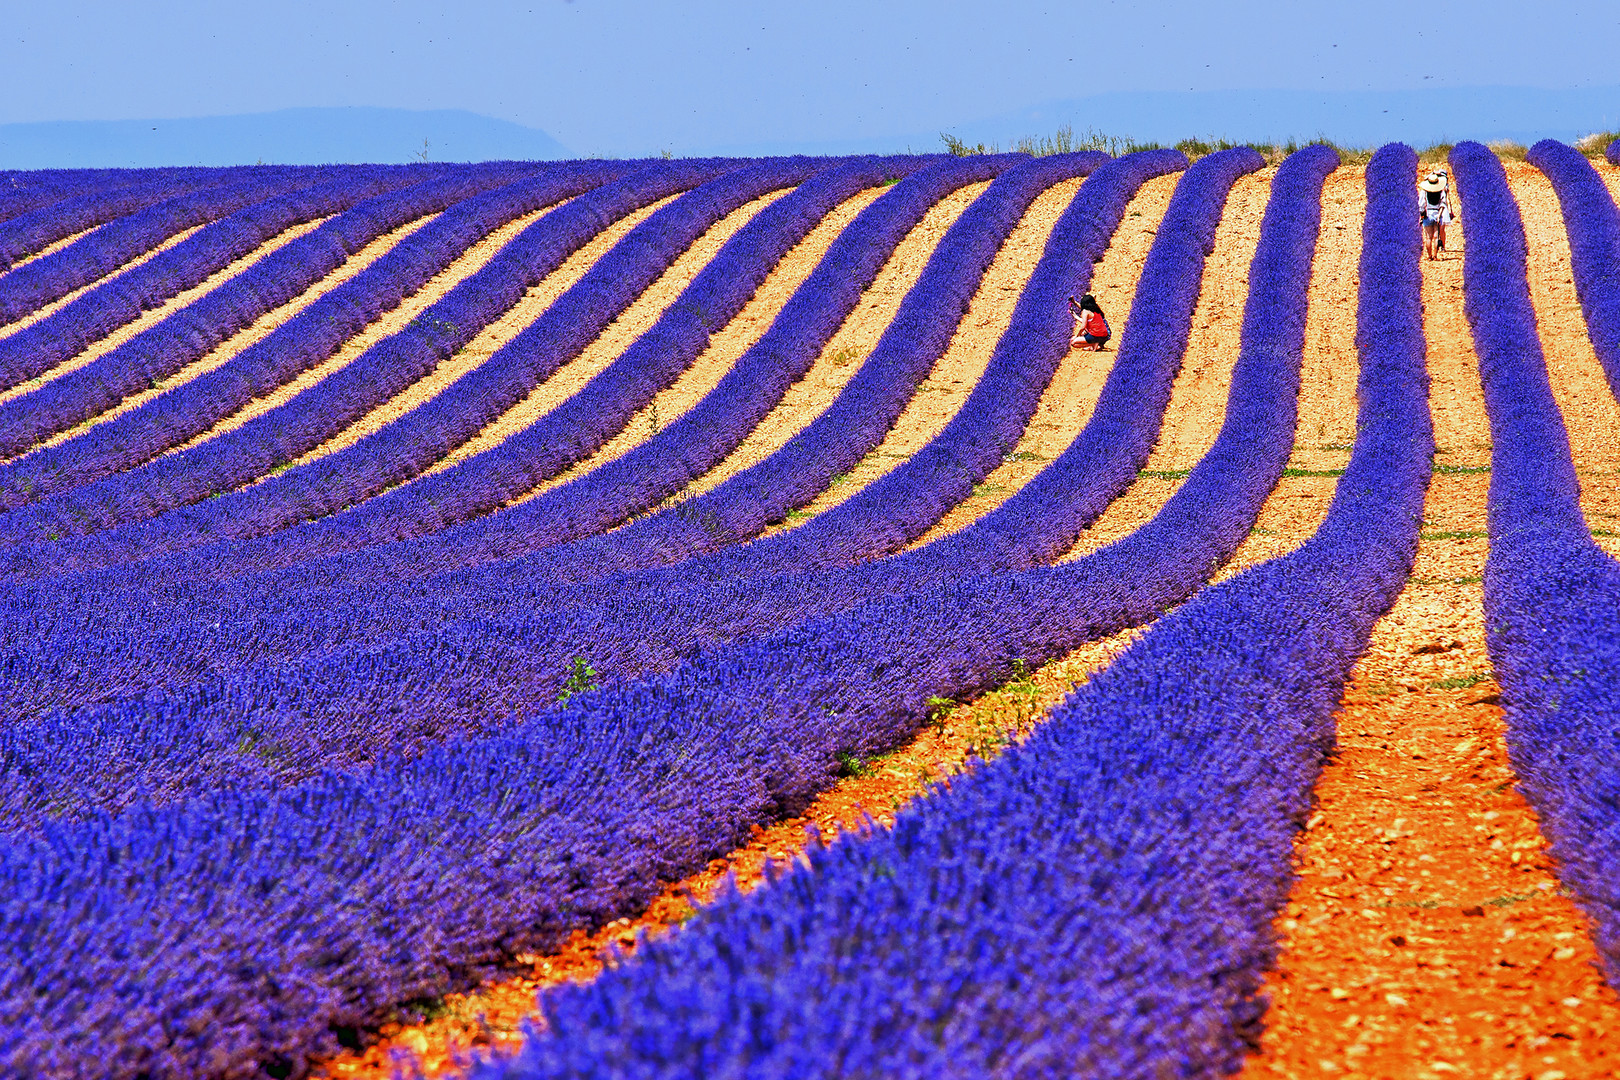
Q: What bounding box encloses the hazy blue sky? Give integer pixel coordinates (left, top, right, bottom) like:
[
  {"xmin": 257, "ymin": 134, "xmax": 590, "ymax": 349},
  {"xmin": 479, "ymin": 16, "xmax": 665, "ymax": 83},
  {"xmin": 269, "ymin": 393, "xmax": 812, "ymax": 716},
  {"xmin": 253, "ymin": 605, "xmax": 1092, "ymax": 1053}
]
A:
[{"xmin": 5, "ymin": 0, "xmax": 1619, "ymax": 156}]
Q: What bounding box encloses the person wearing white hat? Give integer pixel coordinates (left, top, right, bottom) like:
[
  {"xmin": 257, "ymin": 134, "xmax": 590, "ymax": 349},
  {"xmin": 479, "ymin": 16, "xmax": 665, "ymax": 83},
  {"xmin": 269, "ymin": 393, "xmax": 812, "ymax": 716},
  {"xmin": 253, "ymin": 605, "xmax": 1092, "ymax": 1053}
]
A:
[{"xmin": 1418, "ymin": 169, "xmax": 1453, "ymax": 261}]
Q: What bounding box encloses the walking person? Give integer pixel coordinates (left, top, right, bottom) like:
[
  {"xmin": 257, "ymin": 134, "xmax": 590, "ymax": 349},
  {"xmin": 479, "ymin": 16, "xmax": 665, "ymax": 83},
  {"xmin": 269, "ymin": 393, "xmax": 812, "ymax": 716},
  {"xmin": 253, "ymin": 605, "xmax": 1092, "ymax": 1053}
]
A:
[
  {"xmin": 1069, "ymin": 293, "xmax": 1111, "ymax": 351},
  {"xmin": 1419, "ymin": 169, "xmax": 1453, "ymax": 261}
]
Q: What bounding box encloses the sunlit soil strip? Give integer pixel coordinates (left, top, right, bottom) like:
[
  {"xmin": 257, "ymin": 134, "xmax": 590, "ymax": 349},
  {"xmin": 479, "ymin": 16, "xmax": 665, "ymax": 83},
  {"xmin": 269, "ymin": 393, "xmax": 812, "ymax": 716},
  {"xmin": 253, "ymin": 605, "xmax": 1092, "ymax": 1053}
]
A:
[
  {"xmin": 409, "ymin": 187, "xmax": 884, "ymax": 488},
  {"xmin": 25, "ymin": 212, "xmax": 442, "ymax": 458},
  {"xmin": 1046, "ymin": 170, "xmax": 1274, "ymax": 565},
  {"xmin": 0, "ymin": 223, "xmax": 210, "ymax": 333},
  {"xmin": 283, "ymin": 187, "xmax": 793, "ymax": 474},
  {"xmin": 747, "ymin": 171, "xmax": 1177, "ymax": 546},
  {"xmin": 1206, "ymin": 165, "xmax": 1364, "ymax": 583},
  {"xmin": 496, "ymin": 180, "xmax": 970, "ymax": 510},
  {"xmin": 163, "ymin": 198, "xmax": 595, "ymax": 461},
  {"xmin": 481, "ymin": 184, "xmax": 894, "ymax": 506},
  {"xmin": 0, "ymin": 222, "xmax": 102, "ymax": 277},
  {"xmin": 0, "ymin": 219, "xmax": 327, "ymax": 417},
  {"xmin": 309, "ymin": 624, "xmax": 1149, "ymax": 1079},
  {"xmin": 1596, "ymin": 160, "xmax": 1620, "ymax": 211},
  {"xmin": 894, "ymin": 172, "xmax": 1179, "ymax": 547},
  {"xmin": 658, "ymin": 178, "xmax": 995, "ymax": 502},
  {"xmin": 1508, "ymin": 162, "xmax": 1620, "ymax": 562},
  {"xmin": 1242, "ymin": 186, "xmax": 1620, "ymax": 1080}
]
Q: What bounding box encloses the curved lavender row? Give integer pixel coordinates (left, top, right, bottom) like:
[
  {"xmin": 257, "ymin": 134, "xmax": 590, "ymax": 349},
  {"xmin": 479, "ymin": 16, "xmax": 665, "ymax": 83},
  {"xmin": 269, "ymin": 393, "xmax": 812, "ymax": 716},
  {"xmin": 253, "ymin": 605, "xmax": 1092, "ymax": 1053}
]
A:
[
  {"xmin": 0, "ymin": 167, "xmax": 532, "ymax": 466},
  {"xmin": 0, "ymin": 146, "xmax": 1343, "ymax": 1080},
  {"xmin": 1451, "ymin": 141, "xmax": 1620, "ymax": 983},
  {"xmin": 481, "ymin": 142, "xmax": 1430, "ymax": 1080},
  {"xmin": 0, "ymin": 164, "xmax": 627, "ymax": 532},
  {"xmin": 1608, "ymin": 138, "xmax": 1620, "ymax": 166},
  {"xmin": 0, "ymin": 165, "xmax": 429, "ymax": 391},
  {"xmin": 0, "ymin": 160, "xmax": 735, "ymax": 569},
  {"xmin": 0, "ymin": 172, "xmax": 214, "ymax": 271},
  {"xmin": 169, "ymin": 152, "xmax": 1073, "ymax": 581},
  {"xmin": 0, "ymin": 166, "xmax": 354, "ymax": 332},
  {"xmin": 1527, "ymin": 139, "xmax": 1620, "ymax": 401},
  {"xmin": 45, "ymin": 154, "xmax": 893, "ymax": 582},
  {"xmin": 0, "ymin": 145, "xmax": 1318, "ymax": 833}
]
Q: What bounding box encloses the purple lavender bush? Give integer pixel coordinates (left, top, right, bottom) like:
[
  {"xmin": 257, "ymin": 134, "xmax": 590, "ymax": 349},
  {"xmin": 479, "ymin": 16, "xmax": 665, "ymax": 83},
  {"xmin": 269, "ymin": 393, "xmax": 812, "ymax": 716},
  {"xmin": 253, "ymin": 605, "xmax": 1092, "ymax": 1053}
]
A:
[{"xmin": 1527, "ymin": 139, "xmax": 1620, "ymax": 401}]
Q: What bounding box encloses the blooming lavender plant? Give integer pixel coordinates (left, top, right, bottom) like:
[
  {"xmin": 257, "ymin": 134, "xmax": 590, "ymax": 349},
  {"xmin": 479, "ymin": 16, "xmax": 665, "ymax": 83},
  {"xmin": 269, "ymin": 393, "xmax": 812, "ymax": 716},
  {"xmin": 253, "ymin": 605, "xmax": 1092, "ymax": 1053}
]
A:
[{"xmin": 1527, "ymin": 138, "xmax": 1620, "ymax": 402}]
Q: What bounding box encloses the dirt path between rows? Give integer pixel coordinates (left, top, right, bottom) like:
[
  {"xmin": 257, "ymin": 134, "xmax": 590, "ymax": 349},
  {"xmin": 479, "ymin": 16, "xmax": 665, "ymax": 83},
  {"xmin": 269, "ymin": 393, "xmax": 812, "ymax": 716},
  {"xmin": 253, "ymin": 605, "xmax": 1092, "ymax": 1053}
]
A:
[{"xmin": 1241, "ymin": 162, "xmax": 1620, "ymax": 1080}]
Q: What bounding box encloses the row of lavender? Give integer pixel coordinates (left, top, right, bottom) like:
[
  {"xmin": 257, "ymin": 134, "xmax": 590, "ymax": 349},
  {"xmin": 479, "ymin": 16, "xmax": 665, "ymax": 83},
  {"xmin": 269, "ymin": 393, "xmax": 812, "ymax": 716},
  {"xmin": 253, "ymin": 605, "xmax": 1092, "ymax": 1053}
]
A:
[
  {"xmin": 481, "ymin": 139, "xmax": 1430, "ymax": 1080},
  {"xmin": 1458, "ymin": 141, "xmax": 1620, "ymax": 983},
  {"xmin": 0, "ymin": 148, "xmax": 1135, "ymax": 820},
  {"xmin": 0, "ymin": 150, "xmax": 1204, "ymax": 1074}
]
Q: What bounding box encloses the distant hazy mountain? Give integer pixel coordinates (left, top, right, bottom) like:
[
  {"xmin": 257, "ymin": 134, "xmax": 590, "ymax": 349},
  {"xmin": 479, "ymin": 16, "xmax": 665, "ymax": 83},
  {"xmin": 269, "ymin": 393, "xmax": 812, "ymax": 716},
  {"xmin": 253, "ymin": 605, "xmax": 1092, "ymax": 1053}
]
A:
[{"xmin": 0, "ymin": 107, "xmax": 570, "ymax": 168}]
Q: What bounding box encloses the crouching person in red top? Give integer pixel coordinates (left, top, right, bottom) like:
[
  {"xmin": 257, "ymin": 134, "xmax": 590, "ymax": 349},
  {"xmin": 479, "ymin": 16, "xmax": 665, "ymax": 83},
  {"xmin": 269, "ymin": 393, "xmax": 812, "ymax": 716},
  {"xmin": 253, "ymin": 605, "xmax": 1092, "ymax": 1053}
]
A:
[{"xmin": 1069, "ymin": 293, "xmax": 1111, "ymax": 351}]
